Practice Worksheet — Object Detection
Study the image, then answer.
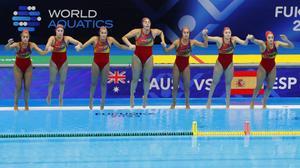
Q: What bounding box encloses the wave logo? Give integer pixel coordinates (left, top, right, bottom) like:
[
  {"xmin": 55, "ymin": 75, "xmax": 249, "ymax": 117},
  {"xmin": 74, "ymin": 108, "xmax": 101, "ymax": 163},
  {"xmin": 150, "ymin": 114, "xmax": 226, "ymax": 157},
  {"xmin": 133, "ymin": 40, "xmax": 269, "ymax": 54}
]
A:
[
  {"xmin": 130, "ymin": 0, "xmax": 245, "ymax": 41},
  {"xmin": 12, "ymin": 5, "xmax": 42, "ymax": 32}
]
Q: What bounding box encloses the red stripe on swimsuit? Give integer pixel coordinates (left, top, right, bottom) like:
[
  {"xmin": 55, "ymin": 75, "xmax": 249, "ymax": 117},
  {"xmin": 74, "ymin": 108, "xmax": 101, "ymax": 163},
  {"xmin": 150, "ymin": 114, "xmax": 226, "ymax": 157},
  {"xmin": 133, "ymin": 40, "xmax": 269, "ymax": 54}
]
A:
[
  {"xmin": 218, "ymin": 38, "xmax": 235, "ymax": 70},
  {"xmin": 134, "ymin": 29, "xmax": 154, "ymax": 65},
  {"xmin": 51, "ymin": 37, "xmax": 67, "ymax": 71},
  {"xmin": 94, "ymin": 38, "xmax": 110, "ymax": 70},
  {"xmin": 260, "ymin": 42, "xmax": 277, "ymax": 73},
  {"xmin": 15, "ymin": 42, "xmax": 32, "ymax": 73},
  {"xmin": 175, "ymin": 39, "xmax": 192, "ymax": 72}
]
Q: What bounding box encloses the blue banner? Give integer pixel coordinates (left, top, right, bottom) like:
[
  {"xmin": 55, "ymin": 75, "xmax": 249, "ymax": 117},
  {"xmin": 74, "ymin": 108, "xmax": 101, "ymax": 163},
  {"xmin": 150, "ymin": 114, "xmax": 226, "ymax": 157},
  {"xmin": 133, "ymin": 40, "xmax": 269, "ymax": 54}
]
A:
[{"xmin": 0, "ymin": 66, "xmax": 299, "ymax": 99}]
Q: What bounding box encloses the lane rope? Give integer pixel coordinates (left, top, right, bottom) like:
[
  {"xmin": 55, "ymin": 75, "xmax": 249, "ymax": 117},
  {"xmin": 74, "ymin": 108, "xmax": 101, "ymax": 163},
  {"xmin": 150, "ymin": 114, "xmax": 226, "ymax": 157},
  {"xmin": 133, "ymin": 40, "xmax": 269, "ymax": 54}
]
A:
[{"xmin": 192, "ymin": 121, "xmax": 300, "ymax": 137}]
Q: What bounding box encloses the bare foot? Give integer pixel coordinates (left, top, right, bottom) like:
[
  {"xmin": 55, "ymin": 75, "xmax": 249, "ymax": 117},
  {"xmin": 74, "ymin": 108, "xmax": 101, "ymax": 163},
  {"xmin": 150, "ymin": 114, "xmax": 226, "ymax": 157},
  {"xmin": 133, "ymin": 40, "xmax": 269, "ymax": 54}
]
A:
[
  {"xmin": 226, "ymin": 100, "xmax": 230, "ymax": 109},
  {"xmin": 142, "ymin": 96, "xmax": 147, "ymax": 109},
  {"xmin": 100, "ymin": 101, "xmax": 105, "ymax": 110},
  {"xmin": 14, "ymin": 105, "xmax": 18, "ymax": 111},
  {"xmin": 89, "ymin": 98, "xmax": 93, "ymax": 110},
  {"xmin": 206, "ymin": 102, "xmax": 211, "ymax": 109},
  {"xmin": 59, "ymin": 95, "xmax": 63, "ymax": 106},
  {"xmin": 130, "ymin": 96, "xmax": 134, "ymax": 108},
  {"xmin": 250, "ymin": 102, "xmax": 254, "ymax": 109},
  {"xmin": 262, "ymin": 100, "xmax": 267, "ymax": 109},
  {"xmin": 186, "ymin": 104, "xmax": 191, "ymax": 109},
  {"xmin": 25, "ymin": 106, "xmax": 29, "ymax": 111},
  {"xmin": 170, "ymin": 103, "xmax": 175, "ymax": 109},
  {"xmin": 46, "ymin": 95, "xmax": 51, "ymax": 105}
]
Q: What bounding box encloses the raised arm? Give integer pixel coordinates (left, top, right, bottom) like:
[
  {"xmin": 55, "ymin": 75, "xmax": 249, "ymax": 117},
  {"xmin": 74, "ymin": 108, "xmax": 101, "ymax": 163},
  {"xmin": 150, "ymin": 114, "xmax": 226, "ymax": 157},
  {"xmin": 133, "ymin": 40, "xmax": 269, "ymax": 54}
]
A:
[
  {"xmin": 79, "ymin": 36, "xmax": 97, "ymax": 51},
  {"xmin": 248, "ymin": 35, "xmax": 266, "ymax": 51},
  {"xmin": 163, "ymin": 39, "xmax": 179, "ymax": 52},
  {"xmin": 152, "ymin": 29, "xmax": 166, "ymax": 45},
  {"xmin": 5, "ymin": 39, "xmax": 19, "ymax": 50},
  {"xmin": 66, "ymin": 36, "xmax": 82, "ymax": 51},
  {"xmin": 65, "ymin": 36, "xmax": 82, "ymax": 46},
  {"xmin": 109, "ymin": 37, "xmax": 132, "ymax": 50},
  {"xmin": 30, "ymin": 42, "xmax": 48, "ymax": 55},
  {"xmin": 122, "ymin": 29, "xmax": 139, "ymax": 50},
  {"xmin": 207, "ymin": 36, "xmax": 222, "ymax": 44},
  {"xmin": 191, "ymin": 39, "xmax": 208, "ymax": 48},
  {"xmin": 233, "ymin": 35, "xmax": 249, "ymax": 46},
  {"xmin": 202, "ymin": 28, "xmax": 222, "ymax": 46},
  {"xmin": 45, "ymin": 36, "xmax": 55, "ymax": 52},
  {"xmin": 276, "ymin": 34, "xmax": 294, "ymax": 49}
]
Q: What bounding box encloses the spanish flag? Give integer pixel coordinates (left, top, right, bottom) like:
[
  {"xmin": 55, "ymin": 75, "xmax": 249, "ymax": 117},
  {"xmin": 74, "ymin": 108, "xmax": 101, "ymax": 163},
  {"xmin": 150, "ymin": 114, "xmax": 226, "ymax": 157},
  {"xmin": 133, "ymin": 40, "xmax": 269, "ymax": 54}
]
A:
[{"xmin": 231, "ymin": 71, "xmax": 264, "ymax": 95}]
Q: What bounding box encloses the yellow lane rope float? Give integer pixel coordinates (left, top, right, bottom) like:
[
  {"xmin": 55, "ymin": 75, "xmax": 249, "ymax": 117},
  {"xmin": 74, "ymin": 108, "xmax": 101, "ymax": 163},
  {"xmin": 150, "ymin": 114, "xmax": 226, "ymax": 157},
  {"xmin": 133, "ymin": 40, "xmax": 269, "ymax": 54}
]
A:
[{"xmin": 192, "ymin": 121, "xmax": 300, "ymax": 137}]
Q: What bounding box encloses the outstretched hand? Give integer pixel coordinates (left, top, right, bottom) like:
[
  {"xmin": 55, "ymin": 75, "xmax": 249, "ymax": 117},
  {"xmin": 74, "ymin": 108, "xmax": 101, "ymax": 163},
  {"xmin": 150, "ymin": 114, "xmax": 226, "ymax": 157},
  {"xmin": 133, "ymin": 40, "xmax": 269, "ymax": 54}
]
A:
[
  {"xmin": 280, "ymin": 34, "xmax": 288, "ymax": 41},
  {"xmin": 42, "ymin": 50, "xmax": 49, "ymax": 55},
  {"xmin": 75, "ymin": 45, "xmax": 81, "ymax": 52},
  {"xmin": 129, "ymin": 44, "xmax": 136, "ymax": 50},
  {"xmin": 7, "ymin": 38, "xmax": 14, "ymax": 44},
  {"xmin": 247, "ymin": 34, "xmax": 254, "ymax": 40},
  {"xmin": 202, "ymin": 29, "xmax": 208, "ymax": 36},
  {"xmin": 47, "ymin": 46, "xmax": 54, "ymax": 52},
  {"xmin": 161, "ymin": 42, "xmax": 167, "ymax": 48}
]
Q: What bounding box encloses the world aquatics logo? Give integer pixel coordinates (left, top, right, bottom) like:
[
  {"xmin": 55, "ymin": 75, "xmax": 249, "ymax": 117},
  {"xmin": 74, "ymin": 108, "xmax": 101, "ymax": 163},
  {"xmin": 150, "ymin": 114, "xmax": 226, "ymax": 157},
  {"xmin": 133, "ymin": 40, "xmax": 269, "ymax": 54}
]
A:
[{"xmin": 12, "ymin": 5, "xmax": 42, "ymax": 32}]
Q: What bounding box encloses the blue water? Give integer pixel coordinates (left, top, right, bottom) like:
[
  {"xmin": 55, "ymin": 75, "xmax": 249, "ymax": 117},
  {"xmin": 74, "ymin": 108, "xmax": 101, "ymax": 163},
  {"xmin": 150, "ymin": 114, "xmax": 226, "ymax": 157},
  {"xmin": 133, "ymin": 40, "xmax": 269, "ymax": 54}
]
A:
[
  {"xmin": 0, "ymin": 137, "xmax": 299, "ymax": 168},
  {"xmin": 0, "ymin": 98, "xmax": 300, "ymax": 167}
]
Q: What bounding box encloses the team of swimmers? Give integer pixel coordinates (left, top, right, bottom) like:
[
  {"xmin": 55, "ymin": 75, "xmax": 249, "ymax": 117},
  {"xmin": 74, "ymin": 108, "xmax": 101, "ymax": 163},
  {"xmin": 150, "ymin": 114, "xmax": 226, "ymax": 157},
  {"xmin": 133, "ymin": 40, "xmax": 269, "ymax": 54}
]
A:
[{"xmin": 5, "ymin": 17, "xmax": 294, "ymax": 110}]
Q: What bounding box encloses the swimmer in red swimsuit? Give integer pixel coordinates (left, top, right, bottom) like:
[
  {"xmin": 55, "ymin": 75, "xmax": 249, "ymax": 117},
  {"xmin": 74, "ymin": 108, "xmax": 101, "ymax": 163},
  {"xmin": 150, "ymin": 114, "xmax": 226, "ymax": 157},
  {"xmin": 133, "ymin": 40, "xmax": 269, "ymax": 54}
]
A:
[
  {"xmin": 249, "ymin": 32, "xmax": 294, "ymax": 109},
  {"xmin": 122, "ymin": 17, "xmax": 166, "ymax": 108},
  {"xmin": 162, "ymin": 27, "xmax": 207, "ymax": 109},
  {"xmin": 203, "ymin": 27, "xmax": 251, "ymax": 109},
  {"xmin": 5, "ymin": 29, "xmax": 48, "ymax": 111},
  {"xmin": 45, "ymin": 24, "xmax": 82, "ymax": 106},
  {"xmin": 78, "ymin": 26, "xmax": 132, "ymax": 110}
]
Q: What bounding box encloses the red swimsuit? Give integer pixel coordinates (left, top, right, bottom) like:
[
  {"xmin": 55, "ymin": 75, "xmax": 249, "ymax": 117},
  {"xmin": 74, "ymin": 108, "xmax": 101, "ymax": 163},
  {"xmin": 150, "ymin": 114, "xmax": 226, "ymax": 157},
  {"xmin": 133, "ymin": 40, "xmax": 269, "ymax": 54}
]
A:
[
  {"xmin": 51, "ymin": 37, "xmax": 67, "ymax": 71},
  {"xmin": 134, "ymin": 29, "xmax": 154, "ymax": 65},
  {"xmin": 260, "ymin": 42, "xmax": 278, "ymax": 73},
  {"xmin": 218, "ymin": 38, "xmax": 235, "ymax": 70},
  {"xmin": 175, "ymin": 39, "xmax": 192, "ymax": 72},
  {"xmin": 93, "ymin": 38, "xmax": 110, "ymax": 70},
  {"xmin": 15, "ymin": 42, "xmax": 32, "ymax": 73}
]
